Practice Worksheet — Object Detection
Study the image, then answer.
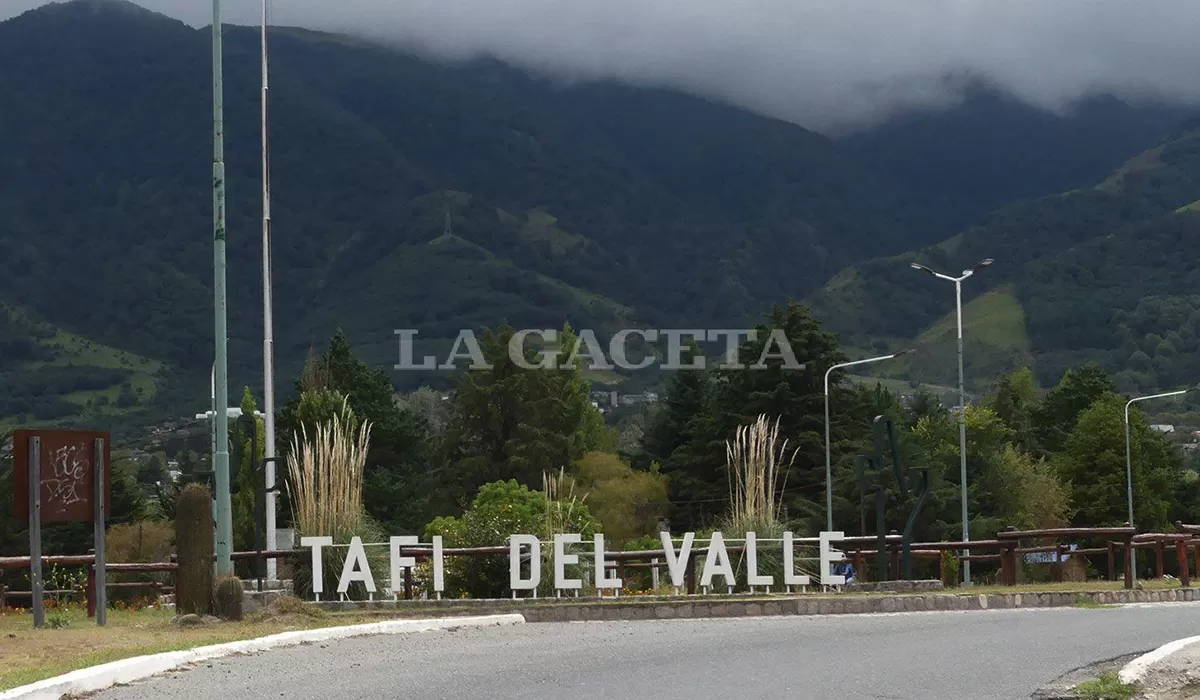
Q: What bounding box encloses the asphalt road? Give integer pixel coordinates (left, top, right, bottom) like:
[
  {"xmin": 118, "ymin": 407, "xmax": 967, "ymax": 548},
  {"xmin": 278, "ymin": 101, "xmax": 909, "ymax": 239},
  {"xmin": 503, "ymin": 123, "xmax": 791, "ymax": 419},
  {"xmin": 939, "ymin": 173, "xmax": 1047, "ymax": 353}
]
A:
[{"xmin": 94, "ymin": 602, "xmax": 1200, "ymax": 700}]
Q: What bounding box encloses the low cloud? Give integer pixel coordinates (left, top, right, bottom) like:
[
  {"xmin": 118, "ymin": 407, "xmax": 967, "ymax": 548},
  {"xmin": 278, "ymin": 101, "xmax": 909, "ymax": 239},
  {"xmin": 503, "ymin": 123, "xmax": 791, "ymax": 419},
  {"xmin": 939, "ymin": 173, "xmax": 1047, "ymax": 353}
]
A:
[{"xmin": 12, "ymin": 0, "xmax": 1200, "ymax": 132}]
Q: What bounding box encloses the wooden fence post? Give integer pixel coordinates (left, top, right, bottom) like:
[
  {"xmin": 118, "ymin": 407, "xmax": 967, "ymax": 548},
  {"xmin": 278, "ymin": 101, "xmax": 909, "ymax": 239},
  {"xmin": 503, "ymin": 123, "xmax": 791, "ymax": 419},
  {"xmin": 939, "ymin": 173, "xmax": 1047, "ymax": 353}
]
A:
[
  {"xmin": 86, "ymin": 563, "xmax": 96, "ymax": 618},
  {"xmin": 1177, "ymin": 540, "xmax": 1190, "ymax": 588},
  {"xmin": 1123, "ymin": 535, "xmax": 1134, "ymax": 589}
]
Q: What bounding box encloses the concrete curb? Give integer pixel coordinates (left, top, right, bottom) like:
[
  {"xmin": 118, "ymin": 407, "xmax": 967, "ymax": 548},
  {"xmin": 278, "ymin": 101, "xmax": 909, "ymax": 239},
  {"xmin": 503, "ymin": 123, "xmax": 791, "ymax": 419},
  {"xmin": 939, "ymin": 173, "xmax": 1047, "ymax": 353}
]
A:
[
  {"xmin": 0, "ymin": 613, "xmax": 524, "ymax": 700},
  {"xmin": 1118, "ymin": 634, "xmax": 1200, "ymax": 685},
  {"xmin": 316, "ymin": 587, "xmax": 1200, "ymax": 621}
]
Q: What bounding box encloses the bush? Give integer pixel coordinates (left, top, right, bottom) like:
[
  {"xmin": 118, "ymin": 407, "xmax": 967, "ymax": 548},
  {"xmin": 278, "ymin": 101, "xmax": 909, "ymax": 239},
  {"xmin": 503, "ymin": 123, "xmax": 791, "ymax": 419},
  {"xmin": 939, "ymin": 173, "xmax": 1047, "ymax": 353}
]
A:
[
  {"xmin": 942, "ymin": 551, "xmax": 961, "ymax": 588},
  {"xmin": 425, "ymin": 479, "xmax": 599, "ymax": 599}
]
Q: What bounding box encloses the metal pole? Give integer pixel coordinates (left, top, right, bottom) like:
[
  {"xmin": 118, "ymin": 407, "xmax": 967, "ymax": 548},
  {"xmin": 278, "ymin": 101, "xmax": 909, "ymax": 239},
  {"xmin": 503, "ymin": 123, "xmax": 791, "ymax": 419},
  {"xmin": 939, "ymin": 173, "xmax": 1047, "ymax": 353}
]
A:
[
  {"xmin": 956, "ymin": 278, "xmax": 971, "ymax": 586},
  {"xmin": 824, "ymin": 370, "xmax": 833, "ymax": 532},
  {"xmin": 212, "ymin": 0, "xmax": 233, "ymax": 577},
  {"xmin": 1125, "ymin": 403, "xmax": 1136, "ymax": 580},
  {"xmin": 260, "ymin": 0, "xmax": 278, "ymax": 582},
  {"xmin": 823, "ymin": 351, "xmax": 912, "ymax": 533},
  {"xmin": 93, "ymin": 437, "xmax": 107, "ymax": 626},
  {"xmin": 28, "ymin": 436, "xmax": 44, "ymax": 628}
]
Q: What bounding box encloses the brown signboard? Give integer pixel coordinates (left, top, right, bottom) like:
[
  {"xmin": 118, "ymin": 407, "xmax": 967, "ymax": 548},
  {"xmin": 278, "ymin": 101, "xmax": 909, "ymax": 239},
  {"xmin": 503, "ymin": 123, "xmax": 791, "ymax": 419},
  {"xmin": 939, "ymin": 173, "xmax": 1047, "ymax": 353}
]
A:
[{"xmin": 13, "ymin": 429, "xmax": 111, "ymax": 523}]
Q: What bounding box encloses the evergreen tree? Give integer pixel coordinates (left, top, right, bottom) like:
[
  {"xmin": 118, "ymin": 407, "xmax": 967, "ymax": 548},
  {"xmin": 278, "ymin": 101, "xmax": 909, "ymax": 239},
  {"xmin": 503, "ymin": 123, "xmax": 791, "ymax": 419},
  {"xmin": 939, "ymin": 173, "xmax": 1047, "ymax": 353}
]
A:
[
  {"xmin": 1053, "ymin": 392, "xmax": 1180, "ymax": 530},
  {"xmin": 1033, "ymin": 363, "xmax": 1118, "ymax": 453}
]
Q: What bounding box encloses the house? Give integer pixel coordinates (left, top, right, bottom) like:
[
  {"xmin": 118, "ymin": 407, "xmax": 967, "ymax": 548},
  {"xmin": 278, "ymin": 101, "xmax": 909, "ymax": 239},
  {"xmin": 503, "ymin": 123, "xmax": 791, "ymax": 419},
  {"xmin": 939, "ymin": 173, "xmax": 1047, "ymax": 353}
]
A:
[{"xmin": 1151, "ymin": 424, "xmax": 1176, "ymax": 434}]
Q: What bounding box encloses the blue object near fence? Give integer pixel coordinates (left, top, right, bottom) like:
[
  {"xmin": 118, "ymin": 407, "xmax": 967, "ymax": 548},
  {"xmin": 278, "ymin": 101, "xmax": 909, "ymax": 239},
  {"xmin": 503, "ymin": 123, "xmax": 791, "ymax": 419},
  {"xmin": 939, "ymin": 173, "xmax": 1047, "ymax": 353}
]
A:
[{"xmin": 1023, "ymin": 543, "xmax": 1078, "ymax": 564}]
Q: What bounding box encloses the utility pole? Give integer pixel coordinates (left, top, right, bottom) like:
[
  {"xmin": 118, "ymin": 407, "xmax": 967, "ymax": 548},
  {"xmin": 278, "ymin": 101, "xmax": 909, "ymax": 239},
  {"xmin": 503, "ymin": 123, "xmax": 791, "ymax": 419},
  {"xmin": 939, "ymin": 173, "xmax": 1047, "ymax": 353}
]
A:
[
  {"xmin": 212, "ymin": 0, "xmax": 233, "ymax": 577},
  {"xmin": 260, "ymin": 0, "xmax": 278, "ymax": 581},
  {"xmin": 909, "ymin": 257, "xmax": 993, "ymax": 586}
]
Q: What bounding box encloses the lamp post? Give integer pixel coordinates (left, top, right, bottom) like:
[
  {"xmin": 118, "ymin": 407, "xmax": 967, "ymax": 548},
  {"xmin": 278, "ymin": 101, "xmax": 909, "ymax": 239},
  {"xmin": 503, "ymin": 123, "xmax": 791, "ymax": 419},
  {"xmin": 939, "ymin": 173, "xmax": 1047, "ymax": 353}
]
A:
[
  {"xmin": 1125, "ymin": 386, "xmax": 1196, "ymax": 580},
  {"xmin": 824, "ymin": 349, "xmax": 913, "ymax": 532},
  {"xmin": 909, "ymin": 257, "xmax": 993, "ymax": 586}
]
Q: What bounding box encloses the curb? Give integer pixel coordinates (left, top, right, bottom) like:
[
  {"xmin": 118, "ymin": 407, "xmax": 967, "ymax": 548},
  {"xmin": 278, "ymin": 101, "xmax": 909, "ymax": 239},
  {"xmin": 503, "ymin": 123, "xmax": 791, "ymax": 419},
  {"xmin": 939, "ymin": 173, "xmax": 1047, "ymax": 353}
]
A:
[
  {"xmin": 0, "ymin": 613, "xmax": 524, "ymax": 700},
  {"xmin": 1118, "ymin": 634, "xmax": 1200, "ymax": 685},
  {"xmin": 315, "ymin": 587, "xmax": 1200, "ymax": 621}
]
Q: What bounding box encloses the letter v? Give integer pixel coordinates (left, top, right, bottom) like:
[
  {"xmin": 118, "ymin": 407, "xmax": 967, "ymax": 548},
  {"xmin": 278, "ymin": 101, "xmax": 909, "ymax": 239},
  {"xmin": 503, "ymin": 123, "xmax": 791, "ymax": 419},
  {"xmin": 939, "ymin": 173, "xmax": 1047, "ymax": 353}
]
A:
[{"xmin": 661, "ymin": 531, "xmax": 695, "ymax": 588}]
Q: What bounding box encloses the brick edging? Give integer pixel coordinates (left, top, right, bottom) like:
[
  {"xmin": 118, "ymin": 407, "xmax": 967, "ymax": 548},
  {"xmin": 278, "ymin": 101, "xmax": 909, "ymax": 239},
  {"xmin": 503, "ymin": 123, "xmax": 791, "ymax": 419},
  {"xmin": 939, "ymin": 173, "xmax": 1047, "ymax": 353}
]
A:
[{"xmin": 315, "ymin": 587, "xmax": 1200, "ymax": 622}]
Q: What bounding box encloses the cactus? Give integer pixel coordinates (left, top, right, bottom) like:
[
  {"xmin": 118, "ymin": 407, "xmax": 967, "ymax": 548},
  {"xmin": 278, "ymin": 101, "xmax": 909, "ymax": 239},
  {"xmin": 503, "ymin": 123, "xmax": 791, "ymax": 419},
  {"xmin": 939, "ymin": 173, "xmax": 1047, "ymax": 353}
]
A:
[
  {"xmin": 174, "ymin": 482, "xmax": 214, "ymax": 615},
  {"xmin": 214, "ymin": 574, "xmax": 244, "ymax": 621}
]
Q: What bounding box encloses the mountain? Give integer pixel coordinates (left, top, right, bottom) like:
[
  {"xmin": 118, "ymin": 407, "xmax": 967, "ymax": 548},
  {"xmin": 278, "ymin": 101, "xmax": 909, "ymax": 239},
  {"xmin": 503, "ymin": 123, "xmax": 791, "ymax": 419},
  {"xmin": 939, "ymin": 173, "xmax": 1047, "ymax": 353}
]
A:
[
  {"xmin": 0, "ymin": 0, "xmax": 1193, "ymax": 433},
  {"xmin": 839, "ymin": 80, "xmax": 1195, "ymax": 239},
  {"xmin": 0, "ymin": 0, "xmax": 925, "ymax": 427},
  {"xmin": 811, "ymin": 119, "xmax": 1200, "ymax": 393}
]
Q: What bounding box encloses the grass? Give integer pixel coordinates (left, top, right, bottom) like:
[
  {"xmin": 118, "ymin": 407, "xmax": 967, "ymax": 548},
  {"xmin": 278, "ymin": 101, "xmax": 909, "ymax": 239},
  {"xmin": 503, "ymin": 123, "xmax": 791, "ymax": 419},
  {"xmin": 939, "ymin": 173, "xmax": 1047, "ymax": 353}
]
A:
[
  {"xmin": 916, "ymin": 284, "xmax": 1030, "ymax": 353},
  {"xmin": 0, "ymin": 601, "xmax": 380, "ymax": 691},
  {"xmin": 1073, "ymin": 672, "xmax": 1136, "ymax": 699}
]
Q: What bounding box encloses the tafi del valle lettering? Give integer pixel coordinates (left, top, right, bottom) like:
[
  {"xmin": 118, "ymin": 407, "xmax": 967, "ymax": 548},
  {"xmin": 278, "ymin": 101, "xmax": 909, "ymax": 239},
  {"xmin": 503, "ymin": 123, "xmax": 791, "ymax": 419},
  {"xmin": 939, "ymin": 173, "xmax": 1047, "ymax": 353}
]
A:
[{"xmin": 302, "ymin": 531, "xmax": 854, "ymax": 597}]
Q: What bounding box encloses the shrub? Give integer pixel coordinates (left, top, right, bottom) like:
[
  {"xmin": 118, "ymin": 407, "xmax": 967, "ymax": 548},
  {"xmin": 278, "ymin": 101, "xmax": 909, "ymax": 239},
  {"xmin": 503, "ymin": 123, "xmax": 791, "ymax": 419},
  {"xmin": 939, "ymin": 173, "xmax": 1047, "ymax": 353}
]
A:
[{"xmin": 425, "ymin": 479, "xmax": 599, "ymax": 599}]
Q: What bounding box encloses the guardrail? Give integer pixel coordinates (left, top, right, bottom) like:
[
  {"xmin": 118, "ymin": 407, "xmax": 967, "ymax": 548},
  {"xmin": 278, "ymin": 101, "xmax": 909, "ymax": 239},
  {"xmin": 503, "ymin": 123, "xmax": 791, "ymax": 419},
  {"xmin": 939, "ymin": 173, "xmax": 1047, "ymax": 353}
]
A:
[{"xmin": 6, "ymin": 524, "xmax": 1200, "ymax": 610}]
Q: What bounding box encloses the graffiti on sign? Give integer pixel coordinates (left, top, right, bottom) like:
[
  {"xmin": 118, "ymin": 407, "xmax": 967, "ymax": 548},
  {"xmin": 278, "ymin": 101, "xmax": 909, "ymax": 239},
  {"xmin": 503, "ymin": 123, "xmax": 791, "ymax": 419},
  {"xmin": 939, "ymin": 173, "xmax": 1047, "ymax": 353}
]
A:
[{"xmin": 12, "ymin": 429, "xmax": 111, "ymax": 523}]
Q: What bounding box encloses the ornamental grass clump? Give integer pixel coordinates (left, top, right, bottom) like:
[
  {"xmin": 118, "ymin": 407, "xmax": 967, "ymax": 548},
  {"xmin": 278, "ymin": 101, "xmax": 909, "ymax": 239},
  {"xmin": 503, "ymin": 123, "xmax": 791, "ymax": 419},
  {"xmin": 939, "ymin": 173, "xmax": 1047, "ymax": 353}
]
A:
[
  {"xmin": 285, "ymin": 396, "xmax": 378, "ymax": 598},
  {"xmin": 720, "ymin": 414, "xmax": 813, "ymax": 586}
]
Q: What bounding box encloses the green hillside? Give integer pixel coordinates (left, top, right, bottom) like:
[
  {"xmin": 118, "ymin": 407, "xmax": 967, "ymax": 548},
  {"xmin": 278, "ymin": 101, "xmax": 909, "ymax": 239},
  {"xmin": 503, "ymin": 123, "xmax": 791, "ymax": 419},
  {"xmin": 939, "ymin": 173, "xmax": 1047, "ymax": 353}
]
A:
[
  {"xmin": 0, "ymin": 0, "xmax": 1192, "ymax": 434},
  {"xmin": 0, "ymin": 304, "xmax": 162, "ymax": 429},
  {"xmin": 812, "ymin": 122, "xmax": 1200, "ymax": 393}
]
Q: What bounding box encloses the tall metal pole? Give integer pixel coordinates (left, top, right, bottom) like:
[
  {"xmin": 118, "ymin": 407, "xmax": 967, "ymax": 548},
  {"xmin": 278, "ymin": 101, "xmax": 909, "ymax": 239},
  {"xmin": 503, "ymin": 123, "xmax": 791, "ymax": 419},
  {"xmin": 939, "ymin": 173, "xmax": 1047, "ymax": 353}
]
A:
[
  {"xmin": 212, "ymin": 0, "xmax": 233, "ymax": 577},
  {"xmin": 909, "ymin": 258, "xmax": 991, "ymax": 587},
  {"xmin": 1123, "ymin": 387, "xmax": 1193, "ymax": 582},
  {"xmin": 1125, "ymin": 403, "xmax": 1136, "ymax": 580},
  {"xmin": 824, "ymin": 350, "xmax": 912, "ymax": 532},
  {"xmin": 260, "ymin": 0, "xmax": 278, "ymax": 581},
  {"xmin": 954, "ymin": 278, "xmax": 971, "ymax": 586},
  {"xmin": 824, "ymin": 381, "xmax": 832, "ymax": 532}
]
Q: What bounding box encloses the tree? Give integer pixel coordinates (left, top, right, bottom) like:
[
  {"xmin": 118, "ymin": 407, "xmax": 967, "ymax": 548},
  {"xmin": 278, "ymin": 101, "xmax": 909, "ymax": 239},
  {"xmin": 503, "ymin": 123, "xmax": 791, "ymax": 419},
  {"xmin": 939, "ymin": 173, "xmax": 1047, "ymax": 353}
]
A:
[
  {"xmin": 229, "ymin": 386, "xmax": 265, "ymax": 557},
  {"xmin": 1033, "ymin": 364, "xmax": 1118, "ymax": 454},
  {"xmin": 1053, "ymin": 392, "xmax": 1180, "ymax": 530},
  {"xmin": 568, "ymin": 451, "xmax": 669, "ymax": 545},
  {"xmin": 277, "ymin": 329, "xmax": 430, "ymax": 534},
  {"xmin": 911, "ymin": 403, "xmax": 1015, "ymax": 540},
  {"xmin": 988, "ymin": 367, "xmax": 1039, "ymax": 451},
  {"xmin": 439, "ymin": 323, "xmax": 614, "ymax": 510},
  {"xmin": 713, "ymin": 301, "xmax": 849, "ymax": 532}
]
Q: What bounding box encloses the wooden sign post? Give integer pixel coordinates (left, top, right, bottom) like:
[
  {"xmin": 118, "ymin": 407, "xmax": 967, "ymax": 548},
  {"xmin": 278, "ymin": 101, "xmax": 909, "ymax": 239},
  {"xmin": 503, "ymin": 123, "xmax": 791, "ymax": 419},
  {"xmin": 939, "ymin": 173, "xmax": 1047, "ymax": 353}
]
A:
[{"xmin": 13, "ymin": 429, "xmax": 111, "ymax": 627}]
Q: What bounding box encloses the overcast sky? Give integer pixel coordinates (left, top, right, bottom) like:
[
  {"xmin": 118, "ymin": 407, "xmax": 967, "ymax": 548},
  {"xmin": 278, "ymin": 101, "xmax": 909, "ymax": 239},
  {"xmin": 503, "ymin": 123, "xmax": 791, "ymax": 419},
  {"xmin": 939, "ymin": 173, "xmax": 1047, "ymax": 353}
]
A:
[{"xmin": 8, "ymin": 0, "xmax": 1200, "ymax": 132}]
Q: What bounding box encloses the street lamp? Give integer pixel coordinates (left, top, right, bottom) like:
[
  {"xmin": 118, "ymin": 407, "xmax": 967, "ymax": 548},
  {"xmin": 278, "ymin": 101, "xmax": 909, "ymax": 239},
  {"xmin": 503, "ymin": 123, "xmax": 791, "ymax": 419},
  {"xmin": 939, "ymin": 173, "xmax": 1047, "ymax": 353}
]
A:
[
  {"xmin": 824, "ymin": 349, "xmax": 914, "ymax": 531},
  {"xmin": 1124, "ymin": 385, "xmax": 1197, "ymax": 579},
  {"xmin": 909, "ymin": 257, "xmax": 992, "ymax": 586}
]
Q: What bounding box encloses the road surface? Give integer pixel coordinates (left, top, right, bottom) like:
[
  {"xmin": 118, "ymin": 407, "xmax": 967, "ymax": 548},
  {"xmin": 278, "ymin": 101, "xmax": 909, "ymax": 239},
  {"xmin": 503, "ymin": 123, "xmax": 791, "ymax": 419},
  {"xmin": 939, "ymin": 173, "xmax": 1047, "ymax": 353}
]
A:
[{"xmin": 95, "ymin": 603, "xmax": 1200, "ymax": 699}]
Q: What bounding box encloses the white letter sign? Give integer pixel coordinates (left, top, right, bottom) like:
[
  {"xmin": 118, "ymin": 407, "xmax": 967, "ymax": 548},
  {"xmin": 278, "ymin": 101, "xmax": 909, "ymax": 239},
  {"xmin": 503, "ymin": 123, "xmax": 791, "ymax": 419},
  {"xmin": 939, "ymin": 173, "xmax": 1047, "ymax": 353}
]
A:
[
  {"xmin": 819, "ymin": 531, "xmax": 846, "ymax": 586},
  {"xmin": 700, "ymin": 532, "xmax": 736, "ymax": 589},
  {"xmin": 389, "ymin": 536, "xmax": 418, "ymax": 595},
  {"xmin": 594, "ymin": 534, "xmax": 622, "ymax": 590},
  {"xmin": 301, "ymin": 536, "xmax": 333, "ymax": 595},
  {"xmin": 510, "ymin": 535, "xmax": 541, "ymax": 591},
  {"xmin": 554, "ymin": 533, "xmax": 583, "ymax": 590},
  {"xmin": 783, "ymin": 531, "xmax": 811, "ymax": 586},
  {"xmin": 745, "ymin": 531, "xmax": 774, "ymax": 587},
  {"xmin": 338, "ymin": 536, "xmax": 376, "ymax": 594},
  {"xmin": 661, "ymin": 531, "xmax": 695, "ymax": 587}
]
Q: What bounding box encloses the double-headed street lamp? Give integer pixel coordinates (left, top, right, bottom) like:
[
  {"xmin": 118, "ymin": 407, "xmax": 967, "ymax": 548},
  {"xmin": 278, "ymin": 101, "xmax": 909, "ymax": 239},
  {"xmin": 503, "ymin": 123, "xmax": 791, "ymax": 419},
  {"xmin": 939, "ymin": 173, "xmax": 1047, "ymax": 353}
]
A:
[
  {"xmin": 824, "ymin": 349, "xmax": 914, "ymax": 532},
  {"xmin": 1125, "ymin": 386, "xmax": 1198, "ymax": 579},
  {"xmin": 909, "ymin": 257, "xmax": 993, "ymax": 586}
]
